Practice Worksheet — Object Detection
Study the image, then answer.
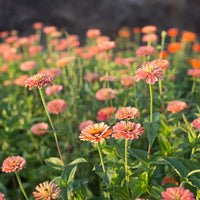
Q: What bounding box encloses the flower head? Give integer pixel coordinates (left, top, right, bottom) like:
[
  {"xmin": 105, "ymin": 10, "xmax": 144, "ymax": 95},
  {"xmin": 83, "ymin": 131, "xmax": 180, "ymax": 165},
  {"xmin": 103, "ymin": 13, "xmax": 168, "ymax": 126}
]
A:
[
  {"xmin": 167, "ymin": 42, "xmax": 181, "ymax": 53},
  {"xmin": 188, "ymin": 69, "xmax": 200, "ymax": 77},
  {"xmin": 2, "ymin": 156, "xmax": 26, "ymax": 173},
  {"xmin": 95, "ymin": 88, "xmax": 116, "ymax": 101},
  {"xmin": 161, "ymin": 187, "xmax": 194, "ymax": 200},
  {"xmin": 134, "ymin": 62, "xmax": 165, "ymax": 85},
  {"xmin": 79, "ymin": 120, "xmax": 95, "ymax": 131},
  {"xmin": 45, "ymin": 85, "xmax": 63, "ymax": 96},
  {"xmin": 182, "ymin": 31, "xmax": 196, "ymax": 42},
  {"xmin": 192, "ymin": 43, "xmax": 200, "ymax": 53},
  {"xmin": 20, "ymin": 61, "xmax": 37, "ymax": 71},
  {"xmin": 86, "ymin": 29, "xmax": 101, "ymax": 38},
  {"xmin": 120, "ymin": 76, "xmax": 134, "ymax": 87},
  {"xmin": 98, "ymin": 41, "xmax": 116, "ymax": 51},
  {"xmin": 25, "ymin": 74, "xmax": 53, "ymax": 90},
  {"xmin": 162, "ymin": 176, "xmax": 178, "ymax": 186},
  {"xmin": 47, "ymin": 99, "xmax": 67, "ymax": 114},
  {"xmin": 192, "ymin": 117, "xmax": 200, "ymax": 129},
  {"xmin": 100, "ymin": 75, "xmax": 117, "ymax": 82},
  {"xmin": 13, "ymin": 75, "xmax": 29, "ymax": 86},
  {"xmin": 33, "ymin": 181, "xmax": 61, "ymax": 200},
  {"xmin": 96, "ymin": 107, "xmax": 116, "ymax": 121},
  {"xmin": 79, "ymin": 122, "xmax": 112, "ymax": 143},
  {"xmin": 167, "ymin": 100, "xmax": 187, "ymax": 113},
  {"xmin": 84, "ymin": 73, "xmax": 99, "ymax": 82},
  {"xmin": 151, "ymin": 59, "xmax": 170, "ymax": 70},
  {"xmin": 115, "ymin": 107, "xmax": 140, "ymax": 120},
  {"xmin": 136, "ymin": 46, "xmax": 155, "ymax": 57},
  {"xmin": 112, "ymin": 121, "xmax": 144, "ymax": 140},
  {"xmin": 168, "ymin": 28, "xmax": 179, "ymax": 37},
  {"xmin": 142, "ymin": 33, "xmax": 158, "ymax": 43},
  {"xmin": 31, "ymin": 123, "xmax": 49, "ymax": 136},
  {"xmin": 0, "ymin": 192, "xmax": 6, "ymax": 200},
  {"xmin": 141, "ymin": 25, "xmax": 157, "ymax": 34},
  {"xmin": 39, "ymin": 68, "xmax": 62, "ymax": 78}
]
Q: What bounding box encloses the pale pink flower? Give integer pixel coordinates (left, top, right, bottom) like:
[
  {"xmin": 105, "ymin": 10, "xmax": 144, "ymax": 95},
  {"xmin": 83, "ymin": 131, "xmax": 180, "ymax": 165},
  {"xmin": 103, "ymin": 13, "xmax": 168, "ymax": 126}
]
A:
[
  {"xmin": 47, "ymin": 99, "xmax": 67, "ymax": 114},
  {"xmin": 20, "ymin": 61, "xmax": 37, "ymax": 71},
  {"xmin": 134, "ymin": 62, "xmax": 165, "ymax": 84},
  {"xmin": 115, "ymin": 57, "xmax": 131, "ymax": 68},
  {"xmin": 112, "ymin": 121, "xmax": 144, "ymax": 140},
  {"xmin": 192, "ymin": 117, "xmax": 200, "ymax": 129},
  {"xmin": 100, "ymin": 75, "xmax": 117, "ymax": 82},
  {"xmin": 31, "ymin": 122, "xmax": 49, "ymax": 136},
  {"xmin": 115, "ymin": 107, "xmax": 140, "ymax": 120},
  {"xmin": 97, "ymin": 107, "xmax": 116, "ymax": 121},
  {"xmin": 136, "ymin": 46, "xmax": 155, "ymax": 57},
  {"xmin": 39, "ymin": 68, "xmax": 62, "ymax": 78},
  {"xmin": 0, "ymin": 192, "xmax": 6, "ymax": 200},
  {"xmin": 13, "ymin": 75, "xmax": 29, "ymax": 86},
  {"xmin": 98, "ymin": 41, "xmax": 116, "ymax": 51},
  {"xmin": 28, "ymin": 45, "xmax": 43, "ymax": 57},
  {"xmin": 2, "ymin": 156, "xmax": 26, "ymax": 173},
  {"xmin": 79, "ymin": 120, "xmax": 95, "ymax": 130},
  {"xmin": 25, "ymin": 74, "xmax": 53, "ymax": 90},
  {"xmin": 120, "ymin": 76, "xmax": 134, "ymax": 87},
  {"xmin": 45, "ymin": 85, "xmax": 63, "ymax": 96},
  {"xmin": 151, "ymin": 59, "xmax": 170, "ymax": 70},
  {"xmin": 95, "ymin": 88, "xmax": 116, "ymax": 101},
  {"xmin": 79, "ymin": 122, "xmax": 112, "ymax": 143},
  {"xmin": 33, "ymin": 181, "xmax": 61, "ymax": 200},
  {"xmin": 188, "ymin": 69, "xmax": 200, "ymax": 78},
  {"xmin": 161, "ymin": 187, "xmax": 194, "ymax": 200},
  {"xmin": 84, "ymin": 73, "xmax": 99, "ymax": 82},
  {"xmin": 167, "ymin": 100, "xmax": 187, "ymax": 113}
]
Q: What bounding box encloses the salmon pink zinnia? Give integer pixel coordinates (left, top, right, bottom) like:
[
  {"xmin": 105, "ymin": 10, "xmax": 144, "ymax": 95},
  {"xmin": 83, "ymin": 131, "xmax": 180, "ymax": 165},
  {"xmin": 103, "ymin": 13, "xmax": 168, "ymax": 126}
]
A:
[
  {"xmin": 31, "ymin": 122, "xmax": 49, "ymax": 136},
  {"xmin": 115, "ymin": 107, "xmax": 140, "ymax": 120},
  {"xmin": 167, "ymin": 100, "xmax": 187, "ymax": 113},
  {"xmin": 96, "ymin": 107, "xmax": 116, "ymax": 121},
  {"xmin": 0, "ymin": 192, "xmax": 6, "ymax": 200},
  {"xmin": 79, "ymin": 120, "xmax": 95, "ymax": 131},
  {"xmin": 2, "ymin": 156, "xmax": 26, "ymax": 173},
  {"xmin": 45, "ymin": 85, "xmax": 63, "ymax": 96},
  {"xmin": 192, "ymin": 117, "xmax": 200, "ymax": 129},
  {"xmin": 20, "ymin": 61, "xmax": 37, "ymax": 71},
  {"xmin": 79, "ymin": 122, "xmax": 112, "ymax": 143},
  {"xmin": 151, "ymin": 59, "xmax": 170, "ymax": 70},
  {"xmin": 188, "ymin": 69, "xmax": 200, "ymax": 78},
  {"xmin": 95, "ymin": 88, "xmax": 116, "ymax": 101},
  {"xmin": 161, "ymin": 187, "xmax": 195, "ymax": 200},
  {"xmin": 120, "ymin": 76, "xmax": 134, "ymax": 87},
  {"xmin": 47, "ymin": 99, "xmax": 67, "ymax": 114},
  {"xmin": 136, "ymin": 46, "xmax": 156, "ymax": 57}
]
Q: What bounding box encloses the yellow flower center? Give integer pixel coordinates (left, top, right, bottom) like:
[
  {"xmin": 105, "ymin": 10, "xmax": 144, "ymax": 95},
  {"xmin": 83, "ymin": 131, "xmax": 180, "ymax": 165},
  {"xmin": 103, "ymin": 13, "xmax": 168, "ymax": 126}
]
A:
[{"xmin": 91, "ymin": 127, "xmax": 101, "ymax": 134}]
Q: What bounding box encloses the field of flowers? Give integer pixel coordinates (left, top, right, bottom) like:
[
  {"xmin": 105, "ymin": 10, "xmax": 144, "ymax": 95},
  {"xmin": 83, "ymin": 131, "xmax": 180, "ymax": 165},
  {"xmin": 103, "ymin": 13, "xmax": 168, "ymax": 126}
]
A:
[{"xmin": 0, "ymin": 23, "xmax": 200, "ymax": 200}]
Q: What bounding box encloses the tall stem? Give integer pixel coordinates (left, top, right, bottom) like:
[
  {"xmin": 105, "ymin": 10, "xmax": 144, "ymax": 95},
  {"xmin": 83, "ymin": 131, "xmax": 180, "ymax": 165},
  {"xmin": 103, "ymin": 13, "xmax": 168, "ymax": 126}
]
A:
[
  {"xmin": 38, "ymin": 89, "xmax": 65, "ymax": 167},
  {"xmin": 125, "ymin": 139, "xmax": 129, "ymax": 184},
  {"xmin": 97, "ymin": 143, "xmax": 105, "ymax": 173},
  {"xmin": 191, "ymin": 79, "xmax": 196, "ymax": 94},
  {"xmin": 149, "ymin": 83, "xmax": 153, "ymax": 123},
  {"xmin": 15, "ymin": 172, "xmax": 29, "ymax": 200}
]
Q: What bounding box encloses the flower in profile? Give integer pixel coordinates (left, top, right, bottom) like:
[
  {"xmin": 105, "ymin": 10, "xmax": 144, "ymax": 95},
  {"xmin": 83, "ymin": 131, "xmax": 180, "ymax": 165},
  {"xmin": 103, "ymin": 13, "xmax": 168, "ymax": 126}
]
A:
[
  {"xmin": 141, "ymin": 25, "xmax": 157, "ymax": 34},
  {"xmin": 188, "ymin": 69, "xmax": 200, "ymax": 77},
  {"xmin": 182, "ymin": 31, "xmax": 196, "ymax": 42},
  {"xmin": 79, "ymin": 120, "xmax": 95, "ymax": 131},
  {"xmin": 167, "ymin": 100, "xmax": 187, "ymax": 113},
  {"xmin": 43, "ymin": 26, "xmax": 57, "ymax": 34},
  {"xmin": 115, "ymin": 57, "xmax": 130, "ymax": 68},
  {"xmin": 162, "ymin": 176, "xmax": 178, "ymax": 186},
  {"xmin": 167, "ymin": 42, "xmax": 181, "ymax": 53},
  {"xmin": 31, "ymin": 122, "xmax": 49, "ymax": 136},
  {"xmin": 1, "ymin": 64, "xmax": 9, "ymax": 73},
  {"xmin": 151, "ymin": 59, "xmax": 170, "ymax": 70},
  {"xmin": 14, "ymin": 75, "xmax": 29, "ymax": 86},
  {"xmin": 118, "ymin": 28, "xmax": 131, "ymax": 38},
  {"xmin": 0, "ymin": 31, "xmax": 9, "ymax": 38},
  {"xmin": 33, "ymin": 22, "xmax": 43, "ymax": 29},
  {"xmin": 161, "ymin": 187, "xmax": 194, "ymax": 200},
  {"xmin": 0, "ymin": 192, "xmax": 6, "ymax": 200},
  {"xmin": 142, "ymin": 33, "xmax": 158, "ymax": 43},
  {"xmin": 192, "ymin": 43, "xmax": 200, "ymax": 53},
  {"xmin": 192, "ymin": 117, "xmax": 200, "ymax": 129},
  {"xmin": 168, "ymin": 28, "xmax": 179, "ymax": 37},
  {"xmin": 47, "ymin": 99, "xmax": 67, "ymax": 114},
  {"xmin": 79, "ymin": 122, "xmax": 112, "ymax": 143},
  {"xmin": 95, "ymin": 88, "xmax": 116, "ymax": 101},
  {"xmin": 120, "ymin": 76, "xmax": 134, "ymax": 87},
  {"xmin": 84, "ymin": 73, "xmax": 99, "ymax": 82},
  {"xmin": 28, "ymin": 45, "xmax": 43, "ymax": 57},
  {"xmin": 33, "ymin": 181, "xmax": 61, "ymax": 200},
  {"xmin": 98, "ymin": 41, "xmax": 116, "ymax": 51},
  {"xmin": 20, "ymin": 61, "xmax": 37, "ymax": 71},
  {"xmin": 112, "ymin": 121, "xmax": 144, "ymax": 140},
  {"xmin": 158, "ymin": 50, "xmax": 168, "ymax": 59},
  {"xmin": 96, "ymin": 36, "xmax": 110, "ymax": 45},
  {"xmin": 56, "ymin": 56, "xmax": 75, "ymax": 67},
  {"xmin": 189, "ymin": 59, "xmax": 200, "ymax": 69},
  {"xmin": 25, "ymin": 74, "xmax": 53, "ymax": 90},
  {"xmin": 115, "ymin": 107, "xmax": 140, "ymax": 120},
  {"xmin": 86, "ymin": 29, "xmax": 101, "ymax": 38},
  {"xmin": 96, "ymin": 107, "xmax": 116, "ymax": 121},
  {"xmin": 100, "ymin": 75, "xmax": 117, "ymax": 82},
  {"xmin": 2, "ymin": 156, "xmax": 26, "ymax": 173},
  {"xmin": 136, "ymin": 46, "xmax": 155, "ymax": 57},
  {"xmin": 134, "ymin": 62, "xmax": 165, "ymax": 85},
  {"xmin": 133, "ymin": 27, "xmax": 141, "ymax": 34},
  {"xmin": 45, "ymin": 85, "xmax": 63, "ymax": 96}
]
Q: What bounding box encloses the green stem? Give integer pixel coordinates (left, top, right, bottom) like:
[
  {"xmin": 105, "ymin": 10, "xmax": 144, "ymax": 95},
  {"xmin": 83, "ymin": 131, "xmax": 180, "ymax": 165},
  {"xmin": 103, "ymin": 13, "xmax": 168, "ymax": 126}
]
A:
[
  {"xmin": 38, "ymin": 89, "xmax": 65, "ymax": 167},
  {"xmin": 196, "ymin": 188, "xmax": 200, "ymax": 200},
  {"xmin": 15, "ymin": 172, "xmax": 29, "ymax": 200},
  {"xmin": 149, "ymin": 83, "xmax": 153, "ymax": 123},
  {"xmin": 191, "ymin": 79, "xmax": 196, "ymax": 94},
  {"xmin": 125, "ymin": 139, "xmax": 129, "ymax": 184},
  {"xmin": 97, "ymin": 143, "xmax": 105, "ymax": 173}
]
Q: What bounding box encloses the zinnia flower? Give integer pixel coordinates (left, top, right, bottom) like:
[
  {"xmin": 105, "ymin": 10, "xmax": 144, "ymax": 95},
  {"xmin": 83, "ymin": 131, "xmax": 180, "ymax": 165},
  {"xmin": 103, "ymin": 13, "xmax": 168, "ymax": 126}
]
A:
[
  {"xmin": 47, "ymin": 99, "xmax": 67, "ymax": 114},
  {"xmin": 96, "ymin": 107, "xmax": 116, "ymax": 121},
  {"xmin": 98, "ymin": 41, "xmax": 116, "ymax": 51},
  {"xmin": 151, "ymin": 59, "xmax": 170, "ymax": 70},
  {"xmin": 162, "ymin": 176, "xmax": 178, "ymax": 186},
  {"xmin": 133, "ymin": 27, "xmax": 141, "ymax": 34},
  {"xmin": 167, "ymin": 42, "xmax": 181, "ymax": 53},
  {"xmin": 167, "ymin": 100, "xmax": 187, "ymax": 113},
  {"xmin": 45, "ymin": 85, "xmax": 63, "ymax": 96},
  {"xmin": 2, "ymin": 156, "xmax": 26, "ymax": 173},
  {"xmin": 161, "ymin": 187, "xmax": 194, "ymax": 200},
  {"xmin": 100, "ymin": 75, "xmax": 117, "ymax": 82},
  {"xmin": 33, "ymin": 22, "xmax": 43, "ymax": 29},
  {"xmin": 79, "ymin": 120, "xmax": 95, "ymax": 131},
  {"xmin": 192, "ymin": 43, "xmax": 200, "ymax": 53},
  {"xmin": 96, "ymin": 36, "xmax": 110, "ymax": 45},
  {"xmin": 84, "ymin": 73, "xmax": 99, "ymax": 82},
  {"xmin": 0, "ymin": 192, "xmax": 6, "ymax": 200},
  {"xmin": 79, "ymin": 122, "xmax": 112, "ymax": 143},
  {"xmin": 136, "ymin": 46, "xmax": 155, "ymax": 57},
  {"xmin": 115, "ymin": 107, "xmax": 140, "ymax": 120},
  {"xmin": 20, "ymin": 61, "xmax": 37, "ymax": 71},
  {"xmin": 31, "ymin": 122, "xmax": 49, "ymax": 136},
  {"xmin": 43, "ymin": 26, "xmax": 57, "ymax": 34},
  {"xmin": 95, "ymin": 88, "xmax": 116, "ymax": 101},
  {"xmin": 192, "ymin": 117, "xmax": 200, "ymax": 129},
  {"xmin": 33, "ymin": 181, "xmax": 61, "ymax": 200},
  {"xmin": 168, "ymin": 28, "xmax": 179, "ymax": 37},
  {"xmin": 141, "ymin": 25, "xmax": 157, "ymax": 34},
  {"xmin": 112, "ymin": 121, "xmax": 144, "ymax": 140},
  {"xmin": 120, "ymin": 76, "xmax": 134, "ymax": 87},
  {"xmin": 14, "ymin": 75, "xmax": 29, "ymax": 86},
  {"xmin": 39, "ymin": 68, "xmax": 62, "ymax": 78},
  {"xmin": 182, "ymin": 31, "xmax": 196, "ymax": 42},
  {"xmin": 158, "ymin": 50, "xmax": 168, "ymax": 59},
  {"xmin": 189, "ymin": 59, "xmax": 200, "ymax": 69},
  {"xmin": 25, "ymin": 74, "xmax": 53, "ymax": 90},
  {"xmin": 118, "ymin": 28, "xmax": 131, "ymax": 37},
  {"xmin": 86, "ymin": 29, "xmax": 101, "ymax": 38},
  {"xmin": 142, "ymin": 33, "xmax": 158, "ymax": 43},
  {"xmin": 134, "ymin": 62, "xmax": 165, "ymax": 85}
]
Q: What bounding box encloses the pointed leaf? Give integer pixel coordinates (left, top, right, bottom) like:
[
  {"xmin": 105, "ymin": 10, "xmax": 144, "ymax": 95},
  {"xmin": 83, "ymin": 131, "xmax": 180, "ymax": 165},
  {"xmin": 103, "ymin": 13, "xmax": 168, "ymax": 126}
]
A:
[
  {"xmin": 128, "ymin": 148, "xmax": 148, "ymax": 164},
  {"xmin": 45, "ymin": 157, "xmax": 64, "ymax": 170}
]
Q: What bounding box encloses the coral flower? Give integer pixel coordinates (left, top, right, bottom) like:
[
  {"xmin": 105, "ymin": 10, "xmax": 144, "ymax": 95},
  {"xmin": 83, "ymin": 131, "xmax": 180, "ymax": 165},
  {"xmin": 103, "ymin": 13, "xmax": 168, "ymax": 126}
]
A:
[
  {"xmin": 96, "ymin": 36, "xmax": 110, "ymax": 45},
  {"xmin": 161, "ymin": 187, "xmax": 194, "ymax": 200},
  {"xmin": 96, "ymin": 107, "xmax": 116, "ymax": 121},
  {"xmin": 98, "ymin": 41, "xmax": 116, "ymax": 51},
  {"xmin": 162, "ymin": 176, "xmax": 178, "ymax": 185},
  {"xmin": 136, "ymin": 46, "xmax": 155, "ymax": 57},
  {"xmin": 33, "ymin": 181, "xmax": 61, "ymax": 200},
  {"xmin": 31, "ymin": 122, "xmax": 49, "ymax": 136},
  {"xmin": 118, "ymin": 28, "xmax": 131, "ymax": 37},
  {"xmin": 188, "ymin": 69, "xmax": 200, "ymax": 78},
  {"xmin": 25, "ymin": 74, "xmax": 53, "ymax": 90},
  {"xmin": 100, "ymin": 75, "xmax": 117, "ymax": 82},
  {"xmin": 135, "ymin": 199, "xmax": 149, "ymax": 200},
  {"xmin": 133, "ymin": 27, "xmax": 141, "ymax": 34},
  {"xmin": 0, "ymin": 31, "xmax": 9, "ymax": 38},
  {"xmin": 120, "ymin": 76, "xmax": 134, "ymax": 87},
  {"xmin": 45, "ymin": 85, "xmax": 63, "ymax": 96},
  {"xmin": 95, "ymin": 88, "xmax": 116, "ymax": 101},
  {"xmin": 192, "ymin": 43, "xmax": 200, "ymax": 53},
  {"xmin": 47, "ymin": 99, "xmax": 67, "ymax": 114},
  {"xmin": 142, "ymin": 33, "xmax": 158, "ymax": 43},
  {"xmin": 112, "ymin": 121, "xmax": 144, "ymax": 140},
  {"xmin": 2, "ymin": 156, "xmax": 26, "ymax": 173},
  {"xmin": 79, "ymin": 122, "xmax": 112, "ymax": 143},
  {"xmin": 39, "ymin": 68, "xmax": 62, "ymax": 78},
  {"xmin": 14, "ymin": 75, "xmax": 29, "ymax": 86},
  {"xmin": 86, "ymin": 29, "xmax": 101, "ymax": 38},
  {"xmin": 182, "ymin": 31, "xmax": 196, "ymax": 42},
  {"xmin": 84, "ymin": 73, "xmax": 99, "ymax": 82},
  {"xmin": 167, "ymin": 28, "xmax": 179, "ymax": 37},
  {"xmin": 33, "ymin": 22, "xmax": 43, "ymax": 29},
  {"xmin": 134, "ymin": 62, "xmax": 165, "ymax": 85},
  {"xmin": 79, "ymin": 120, "xmax": 95, "ymax": 131},
  {"xmin": 0, "ymin": 192, "xmax": 6, "ymax": 200},
  {"xmin": 115, "ymin": 107, "xmax": 140, "ymax": 120},
  {"xmin": 167, "ymin": 100, "xmax": 187, "ymax": 113},
  {"xmin": 115, "ymin": 57, "xmax": 130, "ymax": 68},
  {"xmin": 1, "ymin": 64, "xmax": 9, "ymax": 73},
  {"xmin": 56, "ymin": 56, "xmax": 75, "ymax": 67},
  {"xmin": 167, "ymin": 42, "xmax": 181, "ymax": 53},
  {"xmin": 158, "ymin": 50, "xmax": 168, "ymax": 59},
  {"xmin": 20, "ymin": 61, "xmax": 37, "ymax": 71},
  {"xmin": 192, "ymin": 118, "xmax": 200, "ymax": 129},
  {"xmin": 189, "ymin": 59, "xmax": 200, "ymax": 69},
  {"xmin": 43, "ymin": 26, "xmax": 57, "ymax": 34},
  {"xmin": 28, "ymin": 45, "xmax": 43, "ymax": 57},
  {"xmin": 151, "ymin": 59, "xmax": 170, "ymax": 70},
  {"xmin": 141, "ymin": 25, "xmax": 157, "ymax": 34}
]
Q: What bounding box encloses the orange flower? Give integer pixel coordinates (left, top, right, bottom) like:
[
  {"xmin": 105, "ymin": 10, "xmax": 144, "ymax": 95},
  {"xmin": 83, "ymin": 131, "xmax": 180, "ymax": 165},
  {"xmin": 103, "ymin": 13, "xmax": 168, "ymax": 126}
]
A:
[
  {"xmin": 1, "ymin": 64, "xmax": 9, "ymax": 73},
  {"xmin": 162, "ymin": 176, "xmax": 178, "ymax": 185},
  {"xmin": 167, "ymin": 42, "xmax": 181, "ymax": 53},
  {"xmin": 182, "ymin": 31, "xmax": 196, "ymax": 42},
  {"xmin": 43, "ymin": 26, "xmax": 57, "ymax": 34},
  {"xmin": 120, "ymin": 76, "xmax": 134, "ymax": 87},
  {"xmin": 33, "ymin": 22, "xmax": 43, "ymax": 29},
  {"xmin": 86, "ymin": 29, "xmax": 101, "ymax": 38},
  {"xmin": 167, "ymin": 28, "xmax": 179, "ymax": 37},
  {"xmin": 141, "ymin": 25, "xmax": 157, "ymax": 34},
  {"xmin": 192, "ymin": 43, "xmax": 200, "ymax": 52},
  {"xmin": 0, "ymin": 31, "xmax": 9, "ymax": 38},
  {"xmin": 56, "ymin": 57, "xmax": 75, "ymax": 67},
  {"xmin": 133, "ymin": 27, "xmax": 141, "ymax": 34},
  {"xmin": 47, "ymin": 99, "xmax": 67, "ymax": 114},
  {"xmin": 118, "ymin": 28, "xmax": 131, "ymax": 37},
  {"xmin": 189, "ymin": 59, "xmax": 200, "ymax": 69},
  {"xmin": 158, "ymin": 50, "xmax": 168, "ymax": 59}
]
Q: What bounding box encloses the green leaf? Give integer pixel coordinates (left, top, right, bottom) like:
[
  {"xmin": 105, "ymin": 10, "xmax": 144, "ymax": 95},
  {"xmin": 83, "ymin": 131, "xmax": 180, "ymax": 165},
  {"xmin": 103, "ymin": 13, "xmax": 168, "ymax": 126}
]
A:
[
  {"xmin": 149, "ymin": 185, "xmax": 163, "ymax": 199},
  {"xmin": 69, "ymin": 158, "xmax": 87, "ymax": 165},
  {"xmin": 107, "ymin": 187, "xmax": 128, "ymax": 199},
  {"xmin": 187, "ymin": 169, "xmax": 200, "ymax": 177},
  {"xmin": 144, "ymin": 112, "xmax": 160, "ymax": 122},
  {"xmin": 158, "ymin": 134, "xmax": 172, "ymax": 154},
  {"xmin": 62, "ymin": 164, "xmax": 77, "ymax": 184},
  {"xmin": 45, "ymin": 157, "xmax": 64, "ymax": 170},
  {"xmin": 128, "ymin": 148, "xmax": 148, "ymax": 164}
]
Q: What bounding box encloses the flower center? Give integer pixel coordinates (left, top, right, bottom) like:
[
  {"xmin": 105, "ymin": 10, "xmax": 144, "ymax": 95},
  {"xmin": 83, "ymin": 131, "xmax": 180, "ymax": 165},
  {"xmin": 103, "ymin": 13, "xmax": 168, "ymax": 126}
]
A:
[{"xmin": 91, "ymin": 127, "xmax": 101, "ymax": 134}]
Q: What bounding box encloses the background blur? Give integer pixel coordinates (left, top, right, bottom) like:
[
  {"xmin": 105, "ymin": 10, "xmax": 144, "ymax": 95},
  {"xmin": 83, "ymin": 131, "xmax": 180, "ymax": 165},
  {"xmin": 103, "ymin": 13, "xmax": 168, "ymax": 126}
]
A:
[{"xmin": 1, "ymin": 0, "xmax": 200, "ymax": 38}]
